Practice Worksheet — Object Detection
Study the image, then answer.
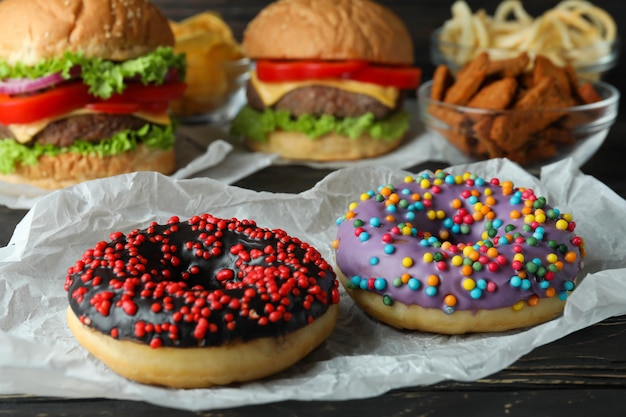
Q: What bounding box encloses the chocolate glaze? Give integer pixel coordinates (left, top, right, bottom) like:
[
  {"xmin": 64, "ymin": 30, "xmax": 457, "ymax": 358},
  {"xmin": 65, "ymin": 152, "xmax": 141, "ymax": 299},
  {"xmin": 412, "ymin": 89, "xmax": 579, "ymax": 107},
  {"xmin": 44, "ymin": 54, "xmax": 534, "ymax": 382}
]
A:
[
  {"xmin": 335, "ymin": 172, "xmax": 585, "ymax": 313},
  {"xmin": 65, "ymin": 214, "xmax": 339, "ymax": 348}
]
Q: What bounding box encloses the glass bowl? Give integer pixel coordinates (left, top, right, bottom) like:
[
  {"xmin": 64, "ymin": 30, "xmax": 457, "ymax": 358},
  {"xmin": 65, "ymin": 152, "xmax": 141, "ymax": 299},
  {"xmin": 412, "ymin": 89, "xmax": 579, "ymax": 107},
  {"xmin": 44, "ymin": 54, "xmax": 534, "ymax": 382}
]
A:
[
  {"xmin": 171, "ymin": 57, "xmax": 251, "ymax": 124},
  {"xmin": 417, "ymin": 79, "xmax": 620, "ymax": 172},
  {"xmin": 430, "ymin": 27, "xmax": 620, "ymax": 81}
]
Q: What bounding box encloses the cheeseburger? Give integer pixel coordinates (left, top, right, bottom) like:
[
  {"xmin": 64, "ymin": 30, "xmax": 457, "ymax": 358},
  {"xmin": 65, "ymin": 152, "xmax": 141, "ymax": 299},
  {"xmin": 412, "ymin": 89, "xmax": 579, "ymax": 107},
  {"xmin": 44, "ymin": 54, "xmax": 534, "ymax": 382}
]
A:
[
  {"xmin": 231, "ymin": 0, "xmax": 420, "ymax": 161},
  {"xmin": 0, "ymin": 0, "xmax": 186, "ymax": 189}
]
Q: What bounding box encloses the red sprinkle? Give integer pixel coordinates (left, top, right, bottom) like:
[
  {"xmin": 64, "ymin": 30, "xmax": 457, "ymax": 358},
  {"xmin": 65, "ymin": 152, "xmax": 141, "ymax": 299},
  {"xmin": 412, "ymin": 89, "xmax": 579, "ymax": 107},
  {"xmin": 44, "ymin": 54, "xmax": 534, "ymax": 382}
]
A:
[{"xmin": 65, "ymin": 214, "xmax": 338, "ymax": 350}]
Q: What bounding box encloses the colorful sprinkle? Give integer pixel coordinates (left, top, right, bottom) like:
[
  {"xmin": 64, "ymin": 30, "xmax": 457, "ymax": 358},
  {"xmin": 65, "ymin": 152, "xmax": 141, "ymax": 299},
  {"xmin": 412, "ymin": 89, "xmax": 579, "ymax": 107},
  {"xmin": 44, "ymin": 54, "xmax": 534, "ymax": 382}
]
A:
[{"xmin": 332, "ymin": 170, "xmax": 585, "ymax": 320}]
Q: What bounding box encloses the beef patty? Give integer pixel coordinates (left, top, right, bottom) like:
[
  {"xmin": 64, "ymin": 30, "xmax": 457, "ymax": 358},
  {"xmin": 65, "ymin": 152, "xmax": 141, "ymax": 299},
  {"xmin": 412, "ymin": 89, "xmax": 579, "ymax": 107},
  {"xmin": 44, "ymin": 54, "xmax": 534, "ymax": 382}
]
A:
[
  {"xmin": 0, "ymin": 114, "xmax": 149, "ymax": 147},
  {"xmin": 246, "ymin": 82, "xmax": 403, "ymax": 119}
]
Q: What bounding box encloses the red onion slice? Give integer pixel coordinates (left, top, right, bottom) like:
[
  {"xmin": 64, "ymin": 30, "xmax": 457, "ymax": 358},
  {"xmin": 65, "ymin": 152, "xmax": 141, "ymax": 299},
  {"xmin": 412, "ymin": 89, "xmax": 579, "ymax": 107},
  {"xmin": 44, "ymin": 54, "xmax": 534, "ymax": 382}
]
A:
[
  {"xmin": 0, "ymin": 66, "xmax": 81, "ymax": 95},
  {"xmin": 0, "ymin": 65, "xmax": 179, "ymax": 96}
]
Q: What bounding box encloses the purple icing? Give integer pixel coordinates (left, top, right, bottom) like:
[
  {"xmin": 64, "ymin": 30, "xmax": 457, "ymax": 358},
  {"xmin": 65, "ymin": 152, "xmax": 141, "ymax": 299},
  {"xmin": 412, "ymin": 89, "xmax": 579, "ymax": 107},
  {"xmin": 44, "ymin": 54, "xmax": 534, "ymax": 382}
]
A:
[{"xmin": 334, "ymin": 172, "xmax": 585, "ymax": 313}]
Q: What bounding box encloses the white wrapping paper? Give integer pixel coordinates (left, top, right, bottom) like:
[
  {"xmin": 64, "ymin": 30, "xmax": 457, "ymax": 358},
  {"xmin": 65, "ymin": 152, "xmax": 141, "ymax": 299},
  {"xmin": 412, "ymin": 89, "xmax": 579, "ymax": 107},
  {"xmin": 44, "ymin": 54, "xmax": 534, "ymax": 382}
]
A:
[{"xmin": 1, "ymin": 158, "xmax": 625, "ymax": 411}]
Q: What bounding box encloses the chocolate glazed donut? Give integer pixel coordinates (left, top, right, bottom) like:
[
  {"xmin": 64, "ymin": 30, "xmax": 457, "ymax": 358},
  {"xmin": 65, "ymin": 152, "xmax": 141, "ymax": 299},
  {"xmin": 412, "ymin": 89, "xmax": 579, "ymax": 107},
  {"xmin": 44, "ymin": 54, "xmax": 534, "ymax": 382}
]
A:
[{"xmin": 65, "ymin": 214, "xmax": 339, "ymax": 388}]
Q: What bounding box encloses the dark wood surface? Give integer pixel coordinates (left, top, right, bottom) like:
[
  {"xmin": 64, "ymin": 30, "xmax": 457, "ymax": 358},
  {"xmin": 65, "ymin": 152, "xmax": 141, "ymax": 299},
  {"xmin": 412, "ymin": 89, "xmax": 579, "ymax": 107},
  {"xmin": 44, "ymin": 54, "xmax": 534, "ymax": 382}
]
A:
[{"xmin": 2, "ymin": 1, "xmax": 626, "ymax": 416}]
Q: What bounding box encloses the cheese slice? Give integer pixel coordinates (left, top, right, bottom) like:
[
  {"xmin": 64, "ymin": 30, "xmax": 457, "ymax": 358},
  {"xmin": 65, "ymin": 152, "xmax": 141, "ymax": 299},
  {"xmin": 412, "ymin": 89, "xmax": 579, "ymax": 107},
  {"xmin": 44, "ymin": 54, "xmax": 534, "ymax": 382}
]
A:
[
  {"xmin": 249, "ymin": 71, "xmax": 399, "ymax": 108},
  {"xmin": 7, "ymin": 109, "xmax": 172, "ymax": 144}
]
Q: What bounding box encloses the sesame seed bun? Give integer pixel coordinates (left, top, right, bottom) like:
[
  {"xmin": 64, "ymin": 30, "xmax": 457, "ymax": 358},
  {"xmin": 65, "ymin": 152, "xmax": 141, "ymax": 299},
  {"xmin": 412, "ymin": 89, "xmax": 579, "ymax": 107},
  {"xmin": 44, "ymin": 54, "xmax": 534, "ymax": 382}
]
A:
[
  {"xmin": 0, "ymin": 144, "xmax": 175, "ymax": 190},
  {"xmin": 0, "ymin": 0, "xmax": 173, "ymax": 65},
  {"xmin": 245, "ymin": 130, "xmax": 406, "ymax": 162},
  {"xmin": 242, "ymin": 0, "xmax": 414, "ymax": 65}
]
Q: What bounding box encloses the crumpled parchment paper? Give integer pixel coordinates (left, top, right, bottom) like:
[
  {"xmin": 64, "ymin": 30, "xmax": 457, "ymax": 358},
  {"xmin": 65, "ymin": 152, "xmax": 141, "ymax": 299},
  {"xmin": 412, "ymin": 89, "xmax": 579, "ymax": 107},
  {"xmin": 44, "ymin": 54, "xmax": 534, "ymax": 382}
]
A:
[{"xmin": 1, "ymin": 157, "xmax": 625, "ymax": 411}]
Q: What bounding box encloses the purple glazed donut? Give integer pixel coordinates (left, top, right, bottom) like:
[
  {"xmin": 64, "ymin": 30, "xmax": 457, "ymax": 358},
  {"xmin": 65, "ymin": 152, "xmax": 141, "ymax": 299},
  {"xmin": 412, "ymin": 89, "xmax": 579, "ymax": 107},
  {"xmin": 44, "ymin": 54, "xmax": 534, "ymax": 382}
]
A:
[{"xmin": 332, "ymin": 170, "xmax": 585, "ymax": 334}]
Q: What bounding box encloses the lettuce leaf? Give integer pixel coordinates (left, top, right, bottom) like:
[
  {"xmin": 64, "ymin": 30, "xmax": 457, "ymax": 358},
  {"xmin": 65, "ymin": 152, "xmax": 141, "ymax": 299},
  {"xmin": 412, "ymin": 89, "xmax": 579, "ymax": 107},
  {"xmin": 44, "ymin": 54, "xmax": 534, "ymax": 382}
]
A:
[
  {"xmin": 0, "ymin": 123, "xmax": 175, "ymax": 174},
  {"xmin": 0, "ymin": 47, "xmax": 186, "ymax": 99},
  {"xmin": 230, "ymin": 106, "xmax": 410, "ymax": 142}
]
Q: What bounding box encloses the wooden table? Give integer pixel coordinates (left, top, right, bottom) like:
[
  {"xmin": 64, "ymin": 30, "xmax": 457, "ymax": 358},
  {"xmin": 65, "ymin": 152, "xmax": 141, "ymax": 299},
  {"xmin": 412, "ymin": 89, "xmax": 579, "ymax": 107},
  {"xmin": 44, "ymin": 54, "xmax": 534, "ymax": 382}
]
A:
[{"xmin": 2, "ymin": 1, "xmax": 625, "ymax": 416}]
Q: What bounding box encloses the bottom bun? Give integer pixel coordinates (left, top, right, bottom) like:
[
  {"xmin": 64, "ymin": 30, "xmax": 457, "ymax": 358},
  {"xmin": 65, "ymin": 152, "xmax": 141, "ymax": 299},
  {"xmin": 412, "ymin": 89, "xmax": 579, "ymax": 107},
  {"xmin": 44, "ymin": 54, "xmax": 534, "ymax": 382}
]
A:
[
  {"xmin": 245, "ymin": 130, "xmax": 405, "ymax": 161},
  {"xmin": 338, "ymin": 272, "xmax": 566, "ymax": 334},
  {"xmin": 66, "ymin": 304, "xmax": 338, "ymax": 388},
  {"xmin": 0, "ymin": 145, "xmax": 176, "ymax": 190}
]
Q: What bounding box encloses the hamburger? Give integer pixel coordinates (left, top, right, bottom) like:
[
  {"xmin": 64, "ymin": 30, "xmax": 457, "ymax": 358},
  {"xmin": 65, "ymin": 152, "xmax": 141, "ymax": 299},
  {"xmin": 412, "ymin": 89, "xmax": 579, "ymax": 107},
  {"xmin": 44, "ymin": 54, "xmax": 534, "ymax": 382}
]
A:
[
  {"xmin": 0, "ymin": 0, "xmax": 186, "ymax": 189},
  {"xmin": 230, "ymin": 0, "xmax": 420, "ymax": 161}
]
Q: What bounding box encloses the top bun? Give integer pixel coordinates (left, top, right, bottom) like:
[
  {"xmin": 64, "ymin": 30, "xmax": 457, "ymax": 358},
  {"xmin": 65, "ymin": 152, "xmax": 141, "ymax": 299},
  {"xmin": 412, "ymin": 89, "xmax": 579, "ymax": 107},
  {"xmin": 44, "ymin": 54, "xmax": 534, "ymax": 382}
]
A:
[
  {"xmin": 0, "ymin": 0, "xmax": 174, "ymax": 65},
  {"xmin": 243, "ymin": 0, "xmax": 414, "ymax": 65}
]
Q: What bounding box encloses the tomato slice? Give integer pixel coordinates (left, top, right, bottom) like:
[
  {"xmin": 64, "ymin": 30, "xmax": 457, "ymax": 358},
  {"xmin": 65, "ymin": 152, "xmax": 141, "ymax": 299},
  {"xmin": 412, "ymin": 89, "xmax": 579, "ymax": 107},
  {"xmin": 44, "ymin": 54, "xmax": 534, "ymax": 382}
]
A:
[
  {"xmin": 86, "ymin": 100, "xmax": 170, "ymax": 115},
  {"xmin": 109, "ymin": 82, "xmax": 187, "ymax": 103},
  {"xmin": 256, "ymin": 60, "xmax": 369, "ymax": 82},
  {"xmin": 347, "ymin": 66, "xmax": 422, "ymax": 89},
  {"xmin": 255, "ymin": 60, "xmax": 421, "ymax": 89},
  {"xmin": 85, "ymin": 102, "xmax": 142, "ymax": 114},
  {"xmin": 0, "ymin": 83, "xmax": 93, "ymax": 124},
  {"xmin": 137, "ymin": 101, "xmax": 170, "ymax": 114},
  {"xmin": 0, "ymin": 81, "xmax": 186, "ymax": 124}
]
